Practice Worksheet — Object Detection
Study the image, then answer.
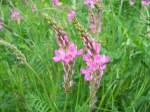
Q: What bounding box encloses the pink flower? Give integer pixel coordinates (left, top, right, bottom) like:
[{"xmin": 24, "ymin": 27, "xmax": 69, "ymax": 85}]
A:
[
  {"xmin": 99, "ymin": 55, "xmax": 110, "ymax": 64},
  {"xmin": 81, "ymin": 68, "xmax": 93, "ymax": 81},
  {"xmin": 32, "ymin": 4, "xmax": 37, "ymax": 12},
  {"xmin": 84, "ymin": 0, "xmax": 97, "ymax": 8},
  {"xmin": 81, "ymin": 40, "xmax": 110, "ymax": 81},
  {"xmin": 52, "ymin": 0, "xmax": 60, "ymax": 6},
  {"xmin": 53, "ymin": 49, "xmax": 65, "ymax": 62},
  {"xmin": 11, "ymin": 9, "xmax": 22, "ymax": 21},
  {"xmin": 84, "ymin": 74, "xmax": 93, "ymax": 81},
  {"xmin": 53, "ymin": 42, "xmax": 83, "ymax": 64},
  {"xmin": 141, "ymin": 0, "xmax": 150, "ymax": 6},
  {"xmin": 0, "ymin": 19, "xmax": 3, "ymax": 29},
  {"xmin": 68, "ymin": 10, "xmax": 76, "ymax": 22}
]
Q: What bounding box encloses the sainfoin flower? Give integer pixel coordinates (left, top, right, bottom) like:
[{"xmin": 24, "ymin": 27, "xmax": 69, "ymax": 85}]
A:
[
  {"xmin": 68, "ymin": 10, "xmax": 76, "ymax": 22},
  {"xmin": 53, "ymin": 43, "xmax": 82, "ymax": 64},
  {"xmin": 52, "ymin": 0, "xmax": 60, "ymax": 6},
  {"xmin": 52, "ymin": 28, "xmax": 83, "ymax": 92},
  {"xmin": 53, "ymin": 33, "xmax": 83, "ymax": 64},
  {"xmin": 141, "ymin": 0, "xmax": 150, "ymax": 6},
  {"xmin": 11, "ymin": 9, "xmax": 22, "ymax": 21},
  {"xmin": 84, "ymin": 0, "xmax": 97, "ymax": 8},
  {"xmin": 81, "ymin": 40, "xmax": 110, "ymax": 81}
]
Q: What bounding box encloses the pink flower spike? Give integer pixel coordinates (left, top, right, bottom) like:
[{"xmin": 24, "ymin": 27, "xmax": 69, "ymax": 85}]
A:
[
  {"xmin": 11, "ymin": 9, "xmax": 22, "ymax": 21},
  {"xmin": 52, "ymin": 0, "xmax": 60, "ymax": 6},
  {"xmin": 68, "ymin": 10, "xmax": 76, "ymax": 22}
]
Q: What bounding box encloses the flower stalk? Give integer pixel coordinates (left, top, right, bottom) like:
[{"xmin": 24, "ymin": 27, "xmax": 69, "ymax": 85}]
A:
[
  {"xmin": 72, "ymin": 17, "xmax": 110, "ymax": 111},
  {"xmin": 44, "ymin": 14, "xmax": 82, "ymax": 92},
  {"xmin": 85, "ymin": 0, "xmax": 104, "ymax": 34}
]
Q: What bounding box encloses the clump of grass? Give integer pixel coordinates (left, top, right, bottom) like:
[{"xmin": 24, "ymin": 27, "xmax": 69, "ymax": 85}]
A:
[{"xmin": 0, "ymin": 39, "xmax": 27, "ymax": 64}]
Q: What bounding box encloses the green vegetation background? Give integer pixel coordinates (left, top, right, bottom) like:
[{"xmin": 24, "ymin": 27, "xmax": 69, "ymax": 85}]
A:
[{"xmin": 0, "ymin": 0, "xmax": 150, "ymax": 112}]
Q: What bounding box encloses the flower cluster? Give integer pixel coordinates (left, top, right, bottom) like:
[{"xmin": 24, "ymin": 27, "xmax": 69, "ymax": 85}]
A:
[
  {"xmin": 11, "ymin": 9, "xmax": 22, "ymax": 21},
  {"xmin": 81, "ymin": 40, "xmax": 110, "ymax": 81},
  {"xmin": 142, "ymin": 0, "xmax": 150, "ymax": 6},
  {"xmin": 53, "ymin": 33, "xmax": 83, "ymax": 64},
  {"xmin": 66, "ymin": 9, "xmax": 110, "ymax": 81},
  {"xmin": 50, "ymin": 0, "xmax": 110, "ymax": 97},
  {"xmin": 51, "ymin": 26, "xmax": 83, "ymax": 92}
]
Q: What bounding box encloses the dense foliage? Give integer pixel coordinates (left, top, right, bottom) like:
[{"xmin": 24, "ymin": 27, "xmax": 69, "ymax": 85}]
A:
[{"xmin": 0, "ymin": 0, "xmax": 150, "ymax": 112}]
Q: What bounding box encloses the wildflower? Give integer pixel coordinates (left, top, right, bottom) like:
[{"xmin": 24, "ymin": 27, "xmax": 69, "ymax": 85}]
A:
[
  {"xmin": 84, "ymin": 0, "xmax": 97, "ymax": 8},
  {"xmin": 53, "ymin": 43, "xmax": 82, "ymax": 64},
  {"xmin": 0, "ymin": 19, "xmax": 4, "ymax": 29},
  {"xmin": 80, "ymin": 39, "xmax": 110, "ymax": 111},
  {"xmin": 52, "ymin": 0, "xmax": 60, "ymax": 6},
  {"xmin": 32, "ymin": 4, "xmax": 37, "ymax": 12},
  {"xmin": 72, "ymin": 17, "xmax": 110, "ymax": 109},
  {"xmin": 53, "ymin": 33, "xmax": 83, "ymax": 64},
  {"xmin": 81, "ymin": 40, "xmax": 110, "ymax": 81},
  {"xmin": 11, "ymin": 9, "xmax": 22, "ymax": 22},
  {"xmin": 68, "ymin": 10, "xmax": 76, "ymax": 22},
  {"xmin": 141, "ymin": 0, "xmax": 150, "ymax": 6},
  {"xmin": 52, "ymin": 28, "xmax": 83, "ymax": 92}
]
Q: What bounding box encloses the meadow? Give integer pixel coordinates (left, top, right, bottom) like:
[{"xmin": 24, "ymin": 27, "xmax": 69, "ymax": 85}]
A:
[{"xmin": 0, "ymin": 0, "xmax": 150, "ymax": 112}]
